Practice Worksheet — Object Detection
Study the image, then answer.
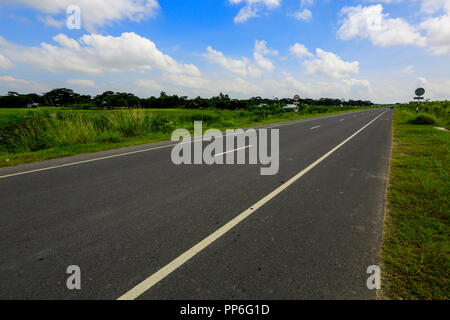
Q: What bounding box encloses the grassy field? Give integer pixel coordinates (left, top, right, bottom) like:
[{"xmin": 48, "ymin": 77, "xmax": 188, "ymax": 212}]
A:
[
  {"xmin": 380, "ymin": 103, "xmax": 449, "ymax": 300},
  {"xmin": 0, "ymin": 106, "xmax": 372, "ymax": 167}
]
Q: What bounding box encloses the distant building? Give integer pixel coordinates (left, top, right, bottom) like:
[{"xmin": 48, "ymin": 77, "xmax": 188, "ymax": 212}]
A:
[
  {"xmin": 27, "ymin": 103, "xmax": 39, "ymax": 108},
  {"xmin": 283, "ymin": 104, "xmax": 298, "ymax": 110},
  {"xmin": 257, "ymin": 103, "xmax": 267, "ymax": 108}
]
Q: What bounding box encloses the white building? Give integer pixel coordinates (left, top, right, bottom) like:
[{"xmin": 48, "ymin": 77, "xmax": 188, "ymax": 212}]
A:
[{"xmin": 283, "ymin": 104, "xmax": 298, "ymax": 110}]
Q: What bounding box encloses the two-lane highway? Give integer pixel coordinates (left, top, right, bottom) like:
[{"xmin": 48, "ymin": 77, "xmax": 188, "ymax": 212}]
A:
[{"xmin": 0, "ymin": 109, "xmax": 392, "ymax": 299}]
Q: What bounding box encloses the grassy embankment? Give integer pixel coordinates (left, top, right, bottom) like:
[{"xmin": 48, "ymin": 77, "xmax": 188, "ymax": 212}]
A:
[
  {"xmin": 380, "ymin": 101, "xmax": 449, "ymax": 299},
  {"xmin": 0, "ymin": 106, "xmax": 372, "ymax": 167}
]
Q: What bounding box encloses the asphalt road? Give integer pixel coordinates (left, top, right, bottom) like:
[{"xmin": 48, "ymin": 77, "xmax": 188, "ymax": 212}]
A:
[{"xmin": 0, "ymin": 109, "xmax": 393, "ymax": 300}]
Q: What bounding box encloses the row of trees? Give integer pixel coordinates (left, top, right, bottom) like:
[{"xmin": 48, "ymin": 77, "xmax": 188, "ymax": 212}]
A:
[{"xmin": 0, "ymin": 89, "xmax": 374, "ymax": 110}]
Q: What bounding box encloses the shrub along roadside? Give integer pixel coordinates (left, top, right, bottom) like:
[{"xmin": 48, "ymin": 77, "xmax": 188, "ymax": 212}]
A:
[
  {"xmin": 380, "ymin": 108, "xmax": 449, "ymax": 299},
  {"xmin": 0, "ymin": 110, "xmax": 175, "ymax": 153},
  {"xmin": 410, "ymin": 113, "xmax": 437, "ymax": 125}
]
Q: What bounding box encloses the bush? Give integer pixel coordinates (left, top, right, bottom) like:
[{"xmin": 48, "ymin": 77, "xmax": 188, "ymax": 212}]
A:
[
  {"xmin": 102, "ymin": 110, "xmax": 154, "ymax": 136},
  {"xmin": 411, "ymin": 113, "xmax": 437, "ymax": 125},
  {"xmin": 0, "ymin": 110, "xmax": 165, "ymax": 153},
  {"xmin": 179, "ymin": 112, "xmax": 221, "ymax": 124},
  {"xmin": 95, "ymin": 131, "xmax": 123, "ymax": 143}
]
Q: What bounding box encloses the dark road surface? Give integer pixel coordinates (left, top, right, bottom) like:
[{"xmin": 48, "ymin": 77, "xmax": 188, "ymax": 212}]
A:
[{"xmin": 0, "ymin": 109, "xmax": 393, "ymax": 299}]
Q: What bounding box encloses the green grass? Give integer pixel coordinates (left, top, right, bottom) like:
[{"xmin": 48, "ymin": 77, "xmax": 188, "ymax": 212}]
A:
[
  {"xmin": 380, "ymin": 107, "xmax": 449, "ymax": 300},
  {"xmin": 0, "ymin": 107, "xmax": 373, "ymax": 167}
]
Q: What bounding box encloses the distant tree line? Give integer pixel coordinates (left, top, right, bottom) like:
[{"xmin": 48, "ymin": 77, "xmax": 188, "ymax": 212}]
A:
[{"xmin": 0, "ymin": 89, "xmax": 374, "ymax": 110}]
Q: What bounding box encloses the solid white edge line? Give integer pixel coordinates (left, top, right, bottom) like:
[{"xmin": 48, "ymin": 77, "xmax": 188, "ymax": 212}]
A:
[
  {"xmin": 0, "ymin": 132, "xmax": 241, "ymax": 180},
  {"xmin": 214, "ymin": 145, "xmax": 252, "ymax": 157},
  {"xmin": 310, "ymin": 126, "xmax": 321, "ymax": 130},
  {"xmin": 0, "ymin": 144, "xmax": 177, "ymax": 180},
  {"xmin": 0, "ymin": 109, "xmax": 378, "ymax": 180},
  {"xmin": 117, "ymin": 110, "xmax": 388, "ymax": 300}
]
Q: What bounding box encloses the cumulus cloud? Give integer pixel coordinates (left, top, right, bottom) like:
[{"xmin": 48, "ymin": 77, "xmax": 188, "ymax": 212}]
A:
[
  {"xmin": 253, "ymin": 40, "xmax": 278, "ymax": 72},
  {"xmin": 303, "ymin": 49, "xmax": 359, "ymax": 78},
  {"xmin": 418, "ymin": 0, "xmax": 450, "ymax": 55},
  {"xmin": 338, "ymin": 5, "xmax": 426, "ymax": 47},
  {"xmin": 338, "ymin": 3, "xmax": 450, "ymax": 55},
  {"xmin": 2, "ymin": 0, "xmax": 160, "ymax": 31},
  {"xmin": 204, "ymin": 40, "xmax": 277, "ymax": 77},
  {"xmin": 292, "ymin": 9, "xmax": 312, "ymax": 21},
  {"xmin": 420, "ymin": 14, "xmax": 450, "ymax": 55},
  {"xmin": 203, "ymin": 46, "xmax": 250, "ymax": 76},
  {"xmin": 290, "ymin": 43, "xmax": 313, "ymax": 58},
  {"xmin": 38, "ymin": 15, "xmax": 65, "ymax": 28},
  {"xmin": 291, "ymin": 0, "xmax": 314, "ymax": 22},
  {"xmin": 0, "ymin": 32, "xmax": 201, "ymax": 77},
  {"xmin": 420, "ymin": 0, "xmax": 450, "ymax": 14},
  {"xmin": 229, "ymin": 0, "xmax": 281, "ymax": 23},
  {"xmin": 0, "ymin": 53, "xmax": 13, "ymax": 69}
]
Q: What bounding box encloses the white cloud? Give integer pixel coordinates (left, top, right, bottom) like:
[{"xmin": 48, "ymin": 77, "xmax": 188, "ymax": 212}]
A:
[
  {"xmin": 338, "ymin": 5, "xmax": 426, "ymax": 47},
  {"xmin": 340, "ymin": 3, "xmax": 450, "ymax": 55},
  {"xmin": 418, "ymin": 0, "xmax": 450, "ymax": 55},
  {"xmin": 212, "ymin": 77, "xmax": 262, "ymax": 95},
  {"xmin": 204, "ymin": 40, "xmax": 277, "ymax": 76},
  {"xmin": 290, "ymin": 43, "xmax": 313, "ymax": 58},
  {"xmin": 303, "ymin": 49, "xmax": 359, "ymax": 78},
  {"xmin": 67, "ymin": 79, "xmax": 95, "ymax": 87},
  {"xmin": 234, "ymin": 5, "xmax": 259, "ymax": 23},
  {"xmin": 291, "ymin": 0, "xmax": 314, "ymax": 22},
  {"xmin": 421, "ymin": 78, "xmax": 450, "ymax": 100},
  {"xmin": 342, "ymin": 78, "xmax": 370, "ymax": 87},
  {"xmin": 0, "ymin": 75, "xmax": 49, "ymax": 93},
  {"xmin": 162, "ymin": 74, "xmax": 210, "ymax": 89},
  {"xmin": 292, "ymin": 9, "xmax": 312, "ymax": 21},
  {"xmin": 402, "ymin": 65, "xmax": 415, "ymax": 74},
  {"xmin": 410, "ymin": 76, "xmax": 450, "ymax": 100},
  {"xmin": 0, "ymin": 76, "xmax": 29, "ymax": 84},
  {"xmin": 253, "ymin": 40, "xmax": 278, "ymax": 72},
  {"xmin": 2, "ymin": 0, "xmax": 160, "ymax": 31},
  {"xmin": 420, "ymin": 14, "xmax": 450, "ymax": 55},
  {"xmin": 280, "ymin": 71, "xmax": 372, "ymax": 100},
  {"xmin": 420, "ymin": 0, "xmax": 450, "ymax": 14},
  {"xmin": 342, "ymin": 78, "xmax": 373, "ymax": 97},
  {"xmin": 203, "ymin": 46, "xmax": 250, "ymax": 76},
  {"xmin": 363, "ymin": 0, "xmax": 402, "ymax": 3},
  {"xmin": 0, "ymin": 53, "xmax": 13, "ymax": 69},
  {"xmin": 417, "ymin": 77, "xmax": 428, "ymax": 86},
  {"xmin": 134, "ymin": 78, "xmax": 163, "ymax": 92},
  {"xmin": 38, "ymin": 15, "xmax": 65, "ymax": 28},
  {"xmin": 301, "ymin": 0, "xmax": 314, "ymax": 6},
  {"xmin": 0, "ymin": 32, "xmax": 201, "ymax": 77},
  {"xmin": 229, "ymin": 0, "xmax": 281, "ymax": 23}
]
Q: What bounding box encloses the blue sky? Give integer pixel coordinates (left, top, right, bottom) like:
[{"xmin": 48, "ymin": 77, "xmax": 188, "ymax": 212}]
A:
[{"xmin": 0, "ymin": 0, "xmax": 449, "ymax": 103}]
